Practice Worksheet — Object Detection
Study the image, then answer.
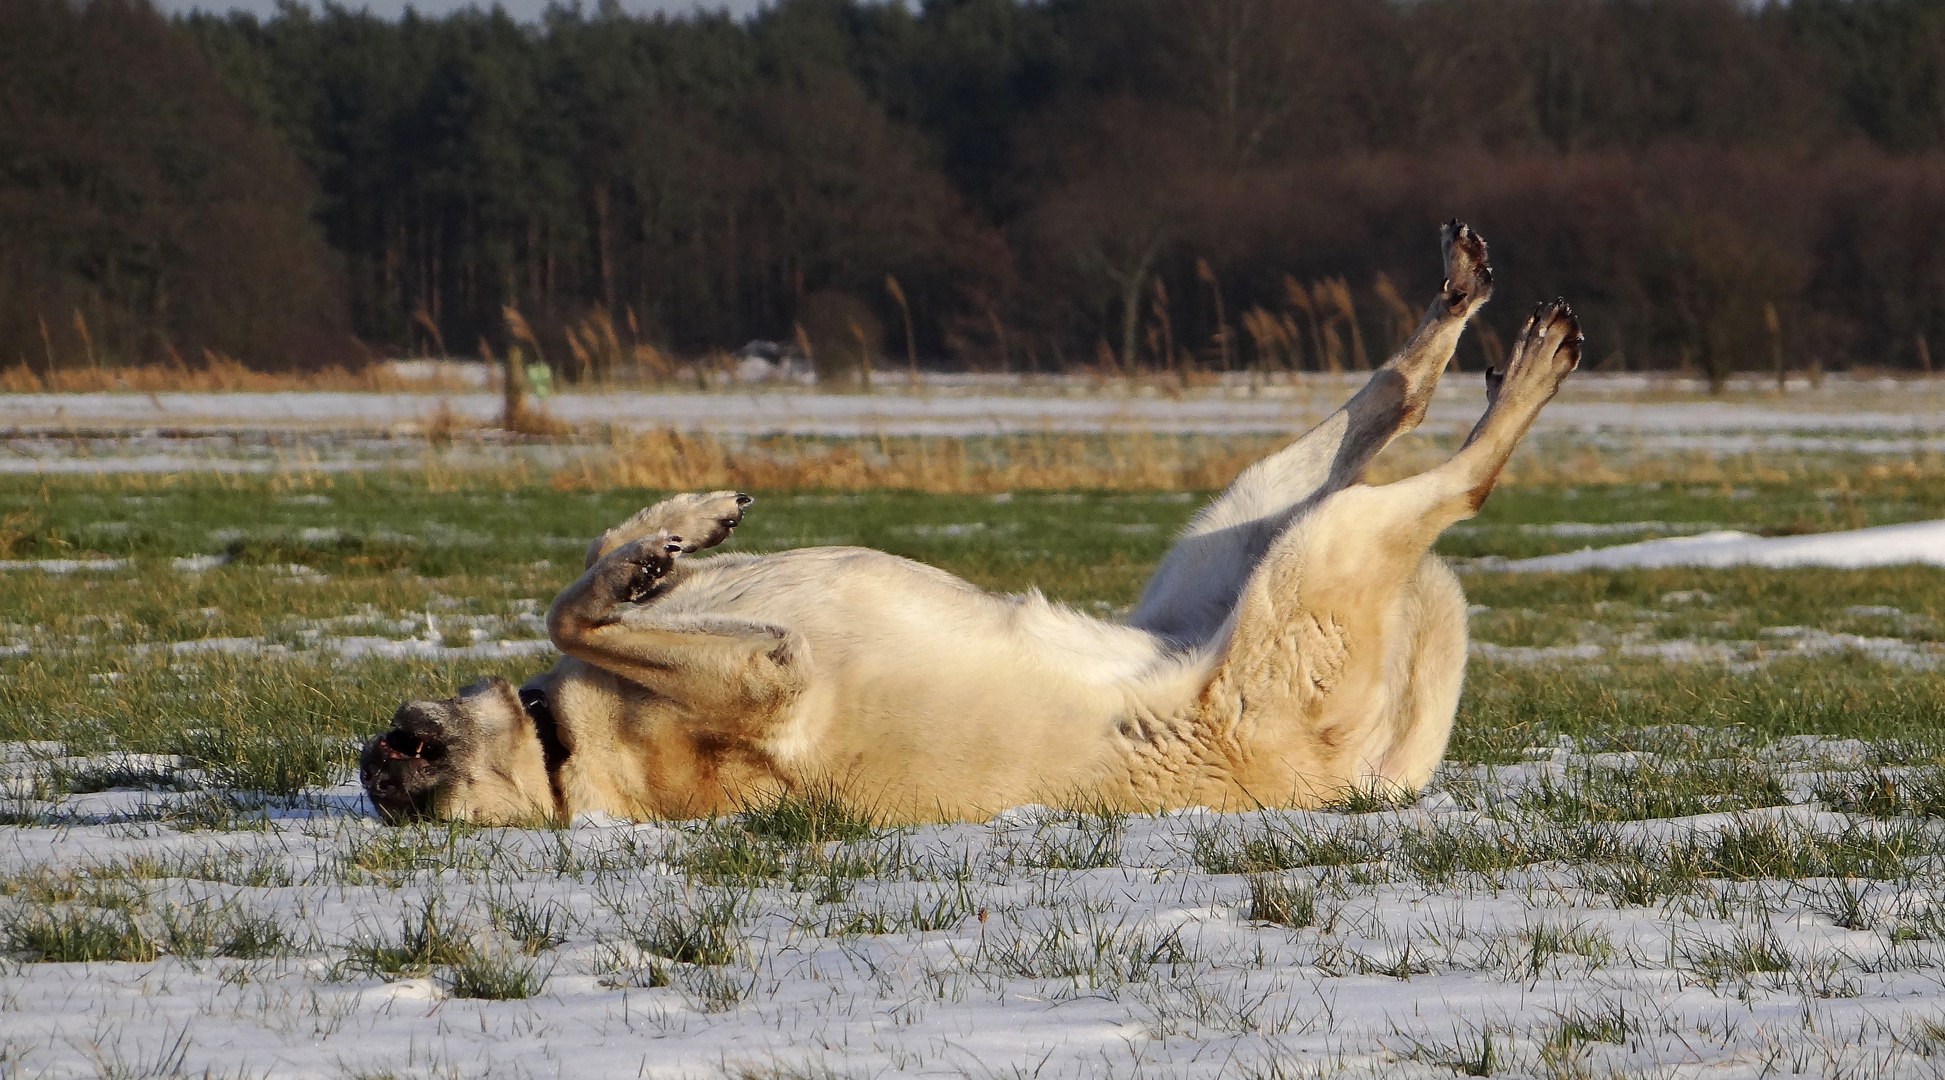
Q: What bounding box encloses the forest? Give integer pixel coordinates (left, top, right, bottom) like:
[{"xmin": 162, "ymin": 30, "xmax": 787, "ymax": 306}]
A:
[{"xmin": 12, "ymin": 0, "xmax": 1945, "ymax": 381}]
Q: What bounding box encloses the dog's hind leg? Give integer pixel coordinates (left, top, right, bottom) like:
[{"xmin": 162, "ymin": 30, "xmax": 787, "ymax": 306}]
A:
[
  {"xmin": 1131, "ymin": 223, "xmax": 1492, "ymax": 645},
  {"xmin": 1203, "ymin": 300, "xmax": 1581, "ymax": 803},
  {"xmin": 1368, "ymin": 554, "xmax": 1469, "ymax": 792}
]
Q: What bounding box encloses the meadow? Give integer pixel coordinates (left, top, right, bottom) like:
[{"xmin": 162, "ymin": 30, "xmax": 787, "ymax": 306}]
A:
[{"xmin": 5, "ymin": 432, "xmax": 1945, "ymax": 1076}]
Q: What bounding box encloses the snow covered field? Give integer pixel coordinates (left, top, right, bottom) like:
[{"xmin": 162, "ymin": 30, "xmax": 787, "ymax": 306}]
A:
[
  {"xmin": 3, "ymin": 534, "xmax": 1945, "ymax": 1078},
  {"xmin": 9, "ymin": 373, "xmax": 1945, "ymax": 474},
  {"xmin": 5, "ymin": 734, "xmax": 1945, "ymax": 1079}
]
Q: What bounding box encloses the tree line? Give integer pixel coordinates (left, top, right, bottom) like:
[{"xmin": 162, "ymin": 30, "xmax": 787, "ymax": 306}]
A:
[{"xmin": 14, "ymin": 0, "xmax": 1945, "ymax": 381}]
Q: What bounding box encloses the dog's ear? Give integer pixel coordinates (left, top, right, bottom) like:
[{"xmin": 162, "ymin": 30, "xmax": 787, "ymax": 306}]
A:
[{"xmin": 440, "ymin": 677, "xmax": 557, "ymax": 824}]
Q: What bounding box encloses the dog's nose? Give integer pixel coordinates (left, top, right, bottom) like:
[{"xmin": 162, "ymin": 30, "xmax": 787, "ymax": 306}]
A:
[{"xmin": 360, "ymin": 729, "xmax": 443, "ymax": 824}]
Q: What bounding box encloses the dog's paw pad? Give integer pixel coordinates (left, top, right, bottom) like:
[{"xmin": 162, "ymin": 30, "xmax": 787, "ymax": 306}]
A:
[{"xmin": 1439, "ymin": 221, "xmax": 1493, "ymax": 314}]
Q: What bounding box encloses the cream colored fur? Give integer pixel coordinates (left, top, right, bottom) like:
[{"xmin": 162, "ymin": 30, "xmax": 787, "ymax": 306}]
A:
[{"xmin": 360, "ymin": 223, "xmax": 1582, "ymax": 825}]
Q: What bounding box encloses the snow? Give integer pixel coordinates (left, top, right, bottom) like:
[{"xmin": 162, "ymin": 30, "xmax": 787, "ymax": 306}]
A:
[
  {"xmin": 0, "ymin": 558, "xmax": 128, "ymax": 573},
  {"xmin": 377, "ymin": 358, "xmax": 493, "ymax": 387},
  {"xmin": 1520, "ymin": 520, "xmax": 1720, "ymax": 538},
  {"xmin": 1472, "ymin": 626, "xmax": 1945, "ymax": 670},
  {"xmin": 171, "ymin": 554, "xmax": 229, "ymax": 572},
  {"xmin": 126, "ymin": 633, "xmax": 555, "ymax": 663},
  {"xmin": 3, "ymin": 737, "xmax": 1945, "ymax": 1077},
  {"xmin": 1492, "ymin": 519, "xmax": 1945, "ymax": 572},
  {"xmin": 10, "ymin": 374, "xmax": 1945, "ymax": 475},
  {"xmin": 5, "ymin": 388, "xmax": 1357, "ymax": 436},
  {"xmin": 8, "ymin": 374, "xmax": 1945, "ymax": 439}
]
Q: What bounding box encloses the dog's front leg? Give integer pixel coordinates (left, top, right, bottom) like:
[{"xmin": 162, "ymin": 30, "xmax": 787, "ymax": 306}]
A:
[{"xmin": 547, "ymin": 532, "xmax": 805, "ymax": 724}]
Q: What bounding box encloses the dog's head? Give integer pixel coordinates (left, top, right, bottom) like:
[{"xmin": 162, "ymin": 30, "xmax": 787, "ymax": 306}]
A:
[{"xmin": 359, "ymin": 676, "xmax": 558, "ymax": 825}]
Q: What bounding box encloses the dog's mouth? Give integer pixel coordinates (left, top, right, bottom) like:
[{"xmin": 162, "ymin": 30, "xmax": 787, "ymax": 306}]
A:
[
  {"xmin": 360, "ymin": 704, "xmax": 449, "ymax": 824},
  {"xmin": 371, "ymin": 729, "xmax": 447, "ymax": 764}
]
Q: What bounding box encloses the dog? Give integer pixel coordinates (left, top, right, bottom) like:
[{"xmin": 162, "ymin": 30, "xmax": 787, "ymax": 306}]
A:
[{"xmin": 361, "ymin": 223, "xmax": 1579, "ymax": 824}]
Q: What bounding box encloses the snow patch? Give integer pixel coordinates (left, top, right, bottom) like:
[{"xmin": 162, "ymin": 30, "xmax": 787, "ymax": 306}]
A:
[
  {"xmin": 1490, "ymin": 519, "xmax": 1945, "ymax": 572},
  {"xmin": 1520, "ymin": 520, "xmax": 1718, "ymax": 537},
  {"xmin": 2, "ymin": 736, "xmax": 1945, "ymax": 1077},
  {"xmin": 1472, "ymin": 626, "xmax": 1945, "ymax": 670},
  {"xmin": 171, "ymin": 554, "xmax": 229, "ymax": 572},
  {"xmin": 0, "ymin": 558, "xmax": 127, "ymax": 573},
  {"xmin": 127, "ymin": 634, "xmax": 555, "ymax": 662}
]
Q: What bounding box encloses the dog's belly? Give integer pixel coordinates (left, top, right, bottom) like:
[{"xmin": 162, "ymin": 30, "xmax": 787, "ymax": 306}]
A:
[{"xmin": 636, "ymin": 548, "xmax": 1205, "ymax": 816}]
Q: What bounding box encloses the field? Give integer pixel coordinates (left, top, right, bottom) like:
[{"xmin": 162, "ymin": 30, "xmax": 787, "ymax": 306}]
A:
[{"xmin": 6, "ymin": 379, "xmax": 1945, "ymax": 1077}]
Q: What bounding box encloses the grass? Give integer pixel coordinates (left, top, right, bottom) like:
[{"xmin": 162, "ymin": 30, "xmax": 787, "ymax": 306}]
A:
[
  {"xmin": 1543, "ymin": 1001, "xmax": 1633, "ymax": 1054},
  {"xmin": 47, "ymin": 760, "xmax": 187, "ymax": 794},
  {"xmin": 444, "ymin": 951, "xmax": 547, "ymax": 1000},
  {"xmin": 1678, "ymin": 928, "xmax": 1797, "ymax": 982},
  {"xmin": 158, "ymin": 902, "xmax": 293, "ymax": 960},
  {"xmin": 1402, "ymin": 1022, "xmax": 1506, "ymax": 1077},
  {"xmin": 345, "ymin": 898, "xmax": 475, "ymax": 978},
  {"xmin": 1245, "ymin": 875, "xmax": 1315, "ymax": 928},
  {"xmin": 731, "ymin": 782, "xmax": 882, "ymax": 845},
  {"xmin": 9, "ymin": 470, "xmax": 1945, "ymax": 781},
  {"xmin": 669, "ymin": 786, "xmax": 906, "ymax": 899},
  {"xmin": 1190, "ymin": 817, "xmax": 1384, "ymax": 874},
  {"xmin": 1008, "ymin": 807, "xmax": 1127, "ymax": 870},
  {"xmin": 977, "ymin": 910, "xmax": 1194, "ymax": 990},
  {"xmin": 1513, "ymin": 756, "xmax": 1790, "ymax": 823},
  {"xmin": 88, "ymin": 850, "xmax": 296, "ymax": 888},
  {"xmin": 1515, "ymin": 922, "xmax": 1615, "ymax": 976},
  {"xmin": 3, "ymin": 907, "xmax": 157, "ymax": 963},
  {"xmin": 1818, "ymin": 766, "xmax": 1945, "ymax": 816},
  {"xmin": 489, "ymin": 897, "xmax": 573, "ymax": 955},
  {"xmin": 339, "ymin": 827, "xmax": 495, "ymax": 886},
  {"xmin": 627, "ymin": 888, "xmax": 750, "ymax": 966},
  {"xmin": 822, "ymin": 887, "xmax": 975, "ymax": 936},
  {"xmin": 1690, "ymin": 817, "xmax": 1928, "ymax": 880},
  {"xmin": 180, "ymin": 726, "xmax": 349, "ymax": 795},
  {"xmin": 0, "ymin": 353, "xmax": 482, "ymax": 394}
]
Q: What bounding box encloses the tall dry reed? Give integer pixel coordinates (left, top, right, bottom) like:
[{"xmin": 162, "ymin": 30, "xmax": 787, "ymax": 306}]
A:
[
  {"xmin": 557, "ymin": 430, "xmax": 1282, "ymax": 494},
  {"xmin": 550, "ymin": 427, "xmax": 1945, "ymax": 495},
  {"xmin": 0, "ymin": 353, "xmax": 474, "ymax": 393}
]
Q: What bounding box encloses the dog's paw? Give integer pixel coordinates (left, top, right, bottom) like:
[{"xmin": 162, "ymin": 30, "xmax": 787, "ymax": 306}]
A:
[
  {"xmin": 668, "ymin": 491, "xmax": 752, "ymax": 553},
  {"xmin": 606, "ymin": 530, "xmax": 684, "ymax": 603},
  {"xmin": 1501, "ymin": 300, "xmax": 1582, "ymax": 397},
  {"xmin": 1439, "ymin": 221, "xmax": 1493, "ymax": 316}
]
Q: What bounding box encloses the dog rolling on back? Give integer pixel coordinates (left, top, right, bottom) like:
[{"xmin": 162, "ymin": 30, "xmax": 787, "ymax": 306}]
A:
[{"xmin": 361, "ymin": 223, "xmax": 1580, "ymax": 824}]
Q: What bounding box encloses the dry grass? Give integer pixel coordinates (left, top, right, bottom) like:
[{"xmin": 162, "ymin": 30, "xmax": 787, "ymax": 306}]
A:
[
  {"xmin": 551, "ymin": 427, "xmax": 1945, "ymax": 495},
  {"xmin": 0, "ymin": 353, "xmax": 487, "ymax": 394},
  {"xmin": 556, "ymin": 430, "xmax": 1284, "ymax": 494},
  {"xmin": 501, "ymin": 402, "xmax": 573, "ymax": 437},
  {"xmin": 1377, "ymin": 440, "xmax": 1945, "ymax": 489}
]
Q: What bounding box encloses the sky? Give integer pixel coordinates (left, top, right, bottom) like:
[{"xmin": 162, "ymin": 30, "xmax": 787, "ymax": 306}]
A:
[{"xmin": 152, "ymin": 0, "xmax": 767, "ymax": 20}]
